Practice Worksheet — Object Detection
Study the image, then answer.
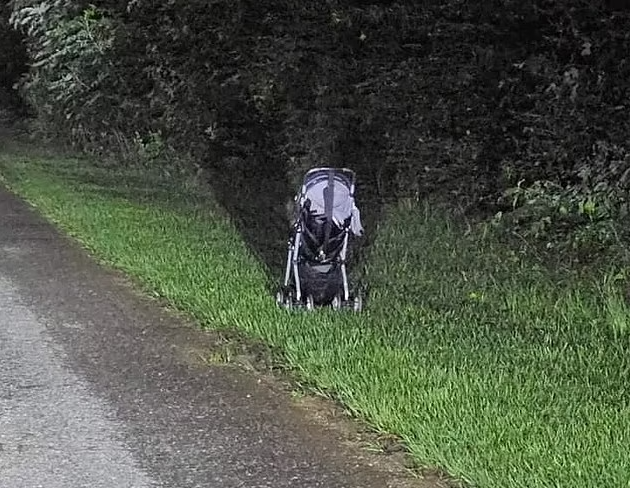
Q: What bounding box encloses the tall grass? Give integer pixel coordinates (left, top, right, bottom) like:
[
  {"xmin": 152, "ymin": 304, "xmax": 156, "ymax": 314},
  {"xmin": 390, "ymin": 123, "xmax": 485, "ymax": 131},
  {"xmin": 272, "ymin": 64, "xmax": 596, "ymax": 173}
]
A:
[{"xmin": 1, "ymin": 152, "xmax": 629, "ymax": 488}]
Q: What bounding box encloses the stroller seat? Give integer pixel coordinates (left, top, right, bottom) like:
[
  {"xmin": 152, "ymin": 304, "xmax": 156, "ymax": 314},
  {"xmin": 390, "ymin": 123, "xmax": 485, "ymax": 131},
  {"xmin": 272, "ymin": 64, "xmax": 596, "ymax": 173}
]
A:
[{"xmin": 301, "ymin": 211, "xmax": 346, "ymax": 264}]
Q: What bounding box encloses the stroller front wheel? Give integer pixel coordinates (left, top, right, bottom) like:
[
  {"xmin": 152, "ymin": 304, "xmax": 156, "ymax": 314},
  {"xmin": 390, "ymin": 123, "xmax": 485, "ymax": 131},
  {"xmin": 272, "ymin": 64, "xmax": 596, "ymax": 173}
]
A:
[
  {"xmin": 305, "ymin": 294, "xmax": 315, "ymax": 311},
  {"xmin": 275, "ymin": 289, "xmax": 285, "ymax": 307},
  {"xmin": 276, "ymin": 288, "xmax": 295, "ymax": 310}
]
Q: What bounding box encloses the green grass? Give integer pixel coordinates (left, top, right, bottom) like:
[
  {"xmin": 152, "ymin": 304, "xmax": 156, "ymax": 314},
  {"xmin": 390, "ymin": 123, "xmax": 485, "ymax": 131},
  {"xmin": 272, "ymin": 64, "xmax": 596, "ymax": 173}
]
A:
[{"xmin": 1, "ymin": 151, "xmax": 630, "ymax": 488}]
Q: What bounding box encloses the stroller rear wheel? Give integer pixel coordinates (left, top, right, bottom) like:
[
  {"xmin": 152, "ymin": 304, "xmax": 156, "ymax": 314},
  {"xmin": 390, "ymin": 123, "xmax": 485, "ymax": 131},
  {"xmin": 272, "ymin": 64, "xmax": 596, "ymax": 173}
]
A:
[
  {"xmin": 331, "ymin": 294, "xmax": 343, "ymax": 311},
  {"xmin": 305, "ymin": 294, "xmax": 315, "ymax": 311},
  {"xmin": 352, "ymin": 294, "xmax": 363, "ymax": 313}
]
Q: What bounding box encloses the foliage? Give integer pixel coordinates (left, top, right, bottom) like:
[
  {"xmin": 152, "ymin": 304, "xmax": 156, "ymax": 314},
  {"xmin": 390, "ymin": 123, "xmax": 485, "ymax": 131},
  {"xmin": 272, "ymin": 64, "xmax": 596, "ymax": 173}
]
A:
[
  {"xmin": 9, "ymin": 1, "xmax": 117, "ymax": 139},
  {"xmin": 496, "ymin": 141, "xmax": 630, "ymax": 262},
  {"xmin": 0, "ymin": 2, "xmax": 27, "ymax": 110},
  {"xmin": 6, "ymin": 0, "xmax": 630, "ymax": 255}
]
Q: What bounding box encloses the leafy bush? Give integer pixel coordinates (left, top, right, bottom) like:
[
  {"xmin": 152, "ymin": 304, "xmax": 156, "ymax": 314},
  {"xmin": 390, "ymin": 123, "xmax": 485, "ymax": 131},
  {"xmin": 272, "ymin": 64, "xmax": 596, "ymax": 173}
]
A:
[
  {"xmin": 496, "ymin": 141, "xmax": 630, "ymax": 262},
  {"xmin": 9, "ymin": 1, "xmax": 117, "ymax": 138}
]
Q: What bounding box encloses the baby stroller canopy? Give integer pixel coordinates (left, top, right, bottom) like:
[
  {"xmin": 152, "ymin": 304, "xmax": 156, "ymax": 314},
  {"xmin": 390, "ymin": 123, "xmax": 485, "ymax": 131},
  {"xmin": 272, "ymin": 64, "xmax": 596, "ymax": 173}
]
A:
[{"xmin": 301, "ymin": 168, "xmax": 363, "ymax": 237}]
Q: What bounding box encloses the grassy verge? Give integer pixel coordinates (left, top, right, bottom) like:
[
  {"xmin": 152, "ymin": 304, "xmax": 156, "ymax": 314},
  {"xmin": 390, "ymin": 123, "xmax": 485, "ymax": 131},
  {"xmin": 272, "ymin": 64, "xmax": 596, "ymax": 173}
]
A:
[{"xmin": 1, "ymin": 150, "xmax": 630, "ymax": 488}]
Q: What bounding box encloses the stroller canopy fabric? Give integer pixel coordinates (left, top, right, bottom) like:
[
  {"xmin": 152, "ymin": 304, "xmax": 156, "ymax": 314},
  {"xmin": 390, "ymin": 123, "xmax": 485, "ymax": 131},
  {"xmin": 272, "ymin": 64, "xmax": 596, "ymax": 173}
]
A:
[{"xmin": 302, "ymin": 168, "xmax": 364, "ymax": 236}]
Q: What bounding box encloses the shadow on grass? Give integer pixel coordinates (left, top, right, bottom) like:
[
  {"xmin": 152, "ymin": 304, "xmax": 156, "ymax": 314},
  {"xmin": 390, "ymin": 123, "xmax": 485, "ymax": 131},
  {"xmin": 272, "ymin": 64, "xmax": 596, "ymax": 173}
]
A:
[{"xmin": 205, "ymin": 161, "xmax": 294, "ymax": 290}]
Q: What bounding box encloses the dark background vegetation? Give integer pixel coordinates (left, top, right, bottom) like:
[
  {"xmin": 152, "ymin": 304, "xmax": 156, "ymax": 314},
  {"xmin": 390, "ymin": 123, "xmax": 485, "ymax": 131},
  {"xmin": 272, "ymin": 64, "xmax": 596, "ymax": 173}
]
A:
[
  {"xmin": 0, "ymin": 2, "xmax": 26, "ymax": 113},
  {"xmin": 2, "ymin": 0, "xmax": 630, "ymax": 267}
]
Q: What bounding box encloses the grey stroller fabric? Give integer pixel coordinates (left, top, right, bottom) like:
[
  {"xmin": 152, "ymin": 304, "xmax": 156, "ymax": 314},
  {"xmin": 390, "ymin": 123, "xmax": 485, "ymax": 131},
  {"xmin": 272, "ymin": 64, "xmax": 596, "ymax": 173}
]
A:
[{"xmin": 303, "ymin": 176, "xmax": 364, "ymax": 236}]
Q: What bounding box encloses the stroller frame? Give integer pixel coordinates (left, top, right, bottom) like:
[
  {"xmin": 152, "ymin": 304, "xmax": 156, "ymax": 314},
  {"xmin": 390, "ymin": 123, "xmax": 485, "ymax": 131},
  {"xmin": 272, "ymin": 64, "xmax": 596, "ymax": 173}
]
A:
[{"xmin": 279, "ymin": 167, "xmax": 361, "ymax": 311}]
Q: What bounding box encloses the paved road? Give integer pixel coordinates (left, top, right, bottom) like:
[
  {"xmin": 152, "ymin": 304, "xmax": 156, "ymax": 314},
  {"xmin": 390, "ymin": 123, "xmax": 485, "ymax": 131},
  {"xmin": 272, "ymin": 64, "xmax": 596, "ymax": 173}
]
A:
[{"xmin": 0, "ymin": 186, "xmax": 421, "ymax": 488}]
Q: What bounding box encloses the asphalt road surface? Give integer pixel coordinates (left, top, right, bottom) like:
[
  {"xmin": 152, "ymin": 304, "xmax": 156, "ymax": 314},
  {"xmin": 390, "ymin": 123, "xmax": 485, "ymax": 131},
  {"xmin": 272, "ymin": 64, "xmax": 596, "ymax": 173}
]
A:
[{"xmin": 0, "ymin": 185, "xmax": 424, "ymax": 488}]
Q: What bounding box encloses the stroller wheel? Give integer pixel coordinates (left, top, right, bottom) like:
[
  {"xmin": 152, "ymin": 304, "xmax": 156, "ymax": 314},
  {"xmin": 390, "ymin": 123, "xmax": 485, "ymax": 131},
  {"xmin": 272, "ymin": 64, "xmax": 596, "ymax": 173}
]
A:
[
  {"xmin": 275, "ymin": 289, "xmax": 285, "ymax": 307},
  {"xmin": 276, "ymin": 288, "xmax": 294, "ymax": 310},
  {"xmin": 305, "ymin": 294, "xmax": 315, "ymax": 311},
  {"xmin": 352, "ymin": 294, "xmax": 363, "ymax": 313},
  {"xmin": 331, "ymin": 294, "xmax": 343, "ymax": 311}
]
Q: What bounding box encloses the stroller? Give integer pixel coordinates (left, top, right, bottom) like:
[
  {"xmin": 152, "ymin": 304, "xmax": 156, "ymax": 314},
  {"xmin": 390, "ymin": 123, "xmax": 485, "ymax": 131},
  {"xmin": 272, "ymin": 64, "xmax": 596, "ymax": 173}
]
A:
[{"xmin": 276, "ymin": 167, "xmax": 364, "ymax": 311}]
